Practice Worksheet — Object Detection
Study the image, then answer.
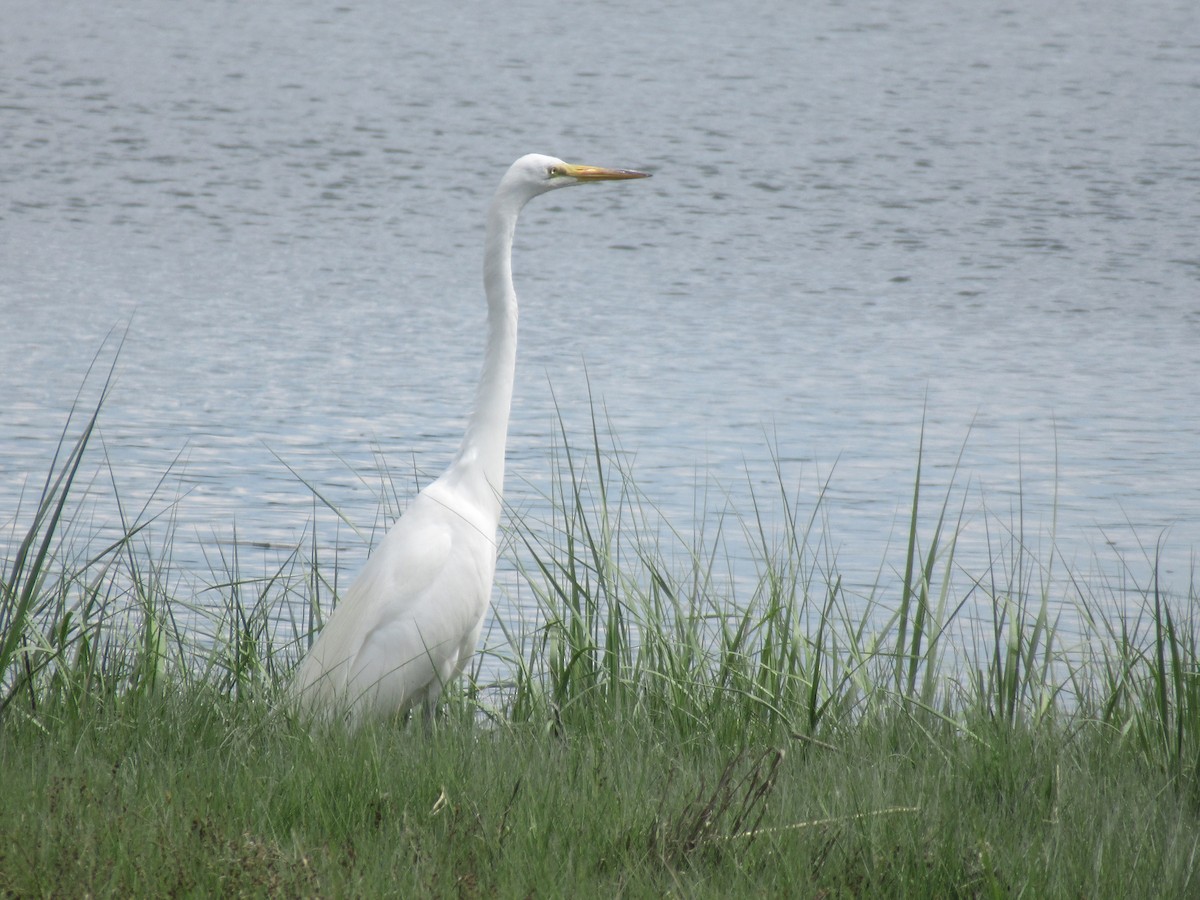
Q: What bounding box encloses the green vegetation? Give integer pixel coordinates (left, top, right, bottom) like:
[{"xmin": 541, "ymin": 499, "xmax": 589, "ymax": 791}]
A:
[{"xmin": 2, "ymin": 374, "xmax": 1198, "ymax": 897}]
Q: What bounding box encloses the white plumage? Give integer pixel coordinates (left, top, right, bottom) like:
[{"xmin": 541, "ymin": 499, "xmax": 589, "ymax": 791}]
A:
[{"xmin": 291, "ymin": 154, "xmax": 649, "ymax": 725}]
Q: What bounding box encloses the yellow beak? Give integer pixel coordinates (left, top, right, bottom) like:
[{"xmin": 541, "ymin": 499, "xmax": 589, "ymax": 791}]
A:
[{"xmin": 559, "ymin": 163, "xmax": 651, "ymax": 181}]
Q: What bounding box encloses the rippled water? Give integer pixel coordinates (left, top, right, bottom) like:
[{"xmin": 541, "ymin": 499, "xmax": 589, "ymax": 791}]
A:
[{"xmin": 3, "ymin": 0, "xmax": 1198, "ymax": 637}]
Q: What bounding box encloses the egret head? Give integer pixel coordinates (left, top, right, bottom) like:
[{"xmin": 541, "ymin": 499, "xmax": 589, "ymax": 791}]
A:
[{"xmin": 499, "ymin": 153, "xmax": 650, "ymax": 205}]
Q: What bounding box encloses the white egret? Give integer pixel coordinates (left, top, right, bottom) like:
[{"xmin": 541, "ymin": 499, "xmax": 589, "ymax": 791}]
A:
[{"xmin": 292, "ymin": 154, "xmax": 649, "ymax": 726}]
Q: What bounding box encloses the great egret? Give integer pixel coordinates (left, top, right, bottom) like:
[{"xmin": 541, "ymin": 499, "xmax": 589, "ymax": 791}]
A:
[{"xmin": 292, "ymin": 154, "xmax": 649, "ymax": 726}]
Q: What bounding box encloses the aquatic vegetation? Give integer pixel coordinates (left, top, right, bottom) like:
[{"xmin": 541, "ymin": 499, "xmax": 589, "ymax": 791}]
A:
[{"xmin": 2, "ymin": 381, "xmax": 1197, "ymax": 896}]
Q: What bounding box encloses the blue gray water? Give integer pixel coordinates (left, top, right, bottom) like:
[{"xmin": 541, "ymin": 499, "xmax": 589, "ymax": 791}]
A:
[{"xmin": 3, "ymin": 0, "xmax": 1198, "ymax": 641}]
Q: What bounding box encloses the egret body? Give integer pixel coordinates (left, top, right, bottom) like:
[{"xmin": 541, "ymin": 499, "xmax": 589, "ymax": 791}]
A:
[{"xmin": 292, "ymin": 154, "xmax": 649, "ymax": 725}]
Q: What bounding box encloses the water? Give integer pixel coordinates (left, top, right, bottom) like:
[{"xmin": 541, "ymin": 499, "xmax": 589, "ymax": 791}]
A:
[{"xmin": 3, "ymin": 0, "xmax": 1198, "ymax": 643}]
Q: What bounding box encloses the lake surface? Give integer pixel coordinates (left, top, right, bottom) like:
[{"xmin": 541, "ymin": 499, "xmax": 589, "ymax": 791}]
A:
[{"xmin": 3, "ymin": 0, "xmax": 1198, "ymax": 645}]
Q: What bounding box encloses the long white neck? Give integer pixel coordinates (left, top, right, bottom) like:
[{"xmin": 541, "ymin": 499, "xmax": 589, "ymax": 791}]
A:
[{"xmin": 444, "ymin": 189, "xmax": 522, "ymax": 521}]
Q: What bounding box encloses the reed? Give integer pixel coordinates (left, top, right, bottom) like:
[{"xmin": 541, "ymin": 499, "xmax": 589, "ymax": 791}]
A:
[{"xmin": 1, "ymin": 371, "xmax": 1197, "ymax": 896}]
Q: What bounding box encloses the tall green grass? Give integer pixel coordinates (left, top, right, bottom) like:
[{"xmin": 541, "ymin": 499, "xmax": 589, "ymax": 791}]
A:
[
  {"xmin": 4, "ymin": 369, "xmax": 1198, "ymax": 764},
  {"xmin": 489, "ymin": 401, "xmax": 1200, "ymax": 809},
  {"xmin": 2, "ymin": 369, "xmax": 1198, "ymax": 895},
  {"xmin": 0, "ymin": 356, "xmax": 303, "ymax": 718}
]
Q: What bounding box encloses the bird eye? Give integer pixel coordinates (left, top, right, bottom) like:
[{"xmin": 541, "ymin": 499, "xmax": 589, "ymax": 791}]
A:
[{"xmin": 548, "ymin": 165, "xmax": 563, "ymax": 178}]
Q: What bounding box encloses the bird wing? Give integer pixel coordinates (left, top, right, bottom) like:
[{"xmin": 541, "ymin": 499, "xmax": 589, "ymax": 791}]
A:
[{"xmin": 292, "ymin": 486, "xmax": 496, "ymax": 721}]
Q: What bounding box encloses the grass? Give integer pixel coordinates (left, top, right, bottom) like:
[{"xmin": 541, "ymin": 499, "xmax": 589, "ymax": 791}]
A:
[
  {"xmin": 4, "ymin": 697, "xmax": 1197, "ymax": 896},
  {"xmin": 2, "ymin": 370, "xmax": 1198, "ymax": 896}
]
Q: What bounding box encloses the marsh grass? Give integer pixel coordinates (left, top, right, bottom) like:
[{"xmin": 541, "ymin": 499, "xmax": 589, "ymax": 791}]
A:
[{"xmin": 2, "ymin": 376, "xmax": 1198, "ymax": 896}]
